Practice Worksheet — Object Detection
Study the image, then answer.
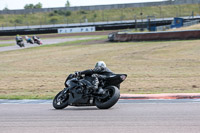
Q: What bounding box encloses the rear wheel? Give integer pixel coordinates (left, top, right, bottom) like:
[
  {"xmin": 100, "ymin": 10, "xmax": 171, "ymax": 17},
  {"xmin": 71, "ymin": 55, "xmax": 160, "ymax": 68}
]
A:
[
  {"xmin": 95, "ymin": 86, "xmax": 120, "ymax": 109},
  {"xmin": 53, "ymin": 90, "xmax": 69, "ymax": 109}
]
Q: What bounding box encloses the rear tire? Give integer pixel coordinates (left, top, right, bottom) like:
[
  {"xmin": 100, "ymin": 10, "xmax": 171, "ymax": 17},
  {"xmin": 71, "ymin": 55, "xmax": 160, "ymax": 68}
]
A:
[
  {"xmin": 53, "ymin": 91, "xmax": 69, "ymax": 109},
  {"xmin": 95, "ymin": 86, "xmax": 120, "ymax": 109}
]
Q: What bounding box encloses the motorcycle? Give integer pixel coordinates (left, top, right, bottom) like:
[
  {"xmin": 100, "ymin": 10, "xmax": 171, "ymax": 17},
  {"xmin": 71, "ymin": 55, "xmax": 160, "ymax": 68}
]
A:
[
  {"xmin": 53, "ymin": 73, "xmax": 127, "ymax": 109},
  {"xmin": 16, "ymin": 38, "xmax": 25, "ymax": 47},
  {"xmin": 34, "ymin": 38, "xmax": 42, "ymax": 45},
  {"xmin": 26, "ymin": 38, "xmax": 34, "ymax": 44}
]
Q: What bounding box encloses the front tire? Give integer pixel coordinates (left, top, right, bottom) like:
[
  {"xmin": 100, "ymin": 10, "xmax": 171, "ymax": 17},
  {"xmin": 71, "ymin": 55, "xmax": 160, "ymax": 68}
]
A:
[
  {"xmin": 53, "ymin": 90, "xmax": 69, "ymax": 109},
  {"xmin": 95, "ymin": 86, "xmax": 120, "ymax": 109}
]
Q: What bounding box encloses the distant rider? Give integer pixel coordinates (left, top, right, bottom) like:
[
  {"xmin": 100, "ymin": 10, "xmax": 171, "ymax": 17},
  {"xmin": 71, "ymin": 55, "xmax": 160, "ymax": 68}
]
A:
[
  {"xmin": 32, "ymin": 35, "xmax": 40, "ymax": 43},
  {"xmin": 75, "ymin": 61, "xmax": 114, "ymax": 94},
  {"xmin": 25, "ymin": 35, "xmax": 32, "ymax": 43},
  {"xmin": 15, "ymin": 34, "xmax": 23, "ymax": 44}
]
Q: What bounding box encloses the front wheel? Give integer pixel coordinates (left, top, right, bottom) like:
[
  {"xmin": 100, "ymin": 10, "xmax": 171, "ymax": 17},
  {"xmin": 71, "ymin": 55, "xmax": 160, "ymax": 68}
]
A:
[
  {"xmin": 53, "ymin": 90, "xmax": 69, "ymax": 109},
  {"xmin": 95, "ymin": 86, "xmax": 120, "ymax": 109}
]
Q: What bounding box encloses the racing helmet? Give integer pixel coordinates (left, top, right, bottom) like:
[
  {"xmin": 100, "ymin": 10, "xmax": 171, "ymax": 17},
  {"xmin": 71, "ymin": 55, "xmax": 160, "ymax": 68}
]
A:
[{"xmin": 95, "ymin": 61, "xmax": 106, "ymax": 68}]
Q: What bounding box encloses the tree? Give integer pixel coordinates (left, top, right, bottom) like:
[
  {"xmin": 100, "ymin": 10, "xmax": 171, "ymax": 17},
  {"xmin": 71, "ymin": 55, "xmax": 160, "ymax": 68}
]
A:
[
  {"xmin": 3, "ymin": 7, "xmax": 9, "ymax": 11},
  {"xmin": 24, "ymin": 4, "xmax": 34, "ymax": 9},
  {"xmin": 24, "ymin": 3, "xmax": 42, "ymax": 9},
  {"xmin": 34, "ymin": 2, "xmax": 42, "ymax": 9},
  {"xmin": 65, "ymin": 0, "xmax": 70, "ymax": 7}
]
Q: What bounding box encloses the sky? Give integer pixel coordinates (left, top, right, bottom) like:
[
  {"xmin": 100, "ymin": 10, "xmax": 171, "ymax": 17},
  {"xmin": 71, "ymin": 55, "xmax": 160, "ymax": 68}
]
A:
[{"xmin": 0, "ymin": 0, "xmax": 166, "ymax": 10}]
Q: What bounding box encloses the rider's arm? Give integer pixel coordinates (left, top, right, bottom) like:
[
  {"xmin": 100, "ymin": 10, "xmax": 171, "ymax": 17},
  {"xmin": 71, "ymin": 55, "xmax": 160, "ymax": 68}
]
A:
[
  {"xmin": 80, "ymin": 66, "xmax": 105, "ymax": 75},
  {"xmin": 80, "ymin": 69, "xmax": 93, "ymax": 75}
]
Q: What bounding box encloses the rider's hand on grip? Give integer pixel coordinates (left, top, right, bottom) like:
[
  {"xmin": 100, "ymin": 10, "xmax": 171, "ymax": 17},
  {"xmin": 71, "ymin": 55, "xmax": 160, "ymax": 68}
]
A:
[{"xmin": 75, "ymin": 71, "xmax": 81, "ymax": 77}]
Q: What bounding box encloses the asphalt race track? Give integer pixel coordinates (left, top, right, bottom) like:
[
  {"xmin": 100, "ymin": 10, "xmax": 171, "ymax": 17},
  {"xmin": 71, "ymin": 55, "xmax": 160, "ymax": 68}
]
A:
[
  {"xmin": 0, "ymin": 37, "xmax": 96, "ymax": 52},
  {"xmin": 0, "ymin": 99, "xmax": 200, "ymax": 133}
]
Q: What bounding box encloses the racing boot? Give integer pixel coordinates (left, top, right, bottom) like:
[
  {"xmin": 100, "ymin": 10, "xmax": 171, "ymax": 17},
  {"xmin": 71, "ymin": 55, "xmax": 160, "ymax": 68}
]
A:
[
  {"xmin": 92, "ymin": 74, "xmax": 105, "ymax": 95},
  {"xmin": 97, "ymin": 87, "xmax": 105, "ymax": 95},
  {"xmin": 93, "ymin": 80, "xmax": 105, "ymax": 95}
]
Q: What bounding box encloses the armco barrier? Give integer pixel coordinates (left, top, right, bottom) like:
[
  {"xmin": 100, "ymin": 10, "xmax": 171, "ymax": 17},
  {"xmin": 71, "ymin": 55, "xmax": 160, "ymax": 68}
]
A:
[{"xmin": 111, "ymin": 30, "xmax": 200, "ymax": 42}]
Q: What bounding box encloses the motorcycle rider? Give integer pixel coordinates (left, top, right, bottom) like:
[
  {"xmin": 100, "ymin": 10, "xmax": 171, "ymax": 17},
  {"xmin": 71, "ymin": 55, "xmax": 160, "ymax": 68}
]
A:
[
  {"xmin": 25, "ymin": 35, "xmax": 32, "ymax": 43},
  {"xmin": 32, "ymin": 35, "xmax": 40, "ymax": 43},
  {"xmin": 15, "ymin": 34, "xmax": 23, "ymax": 45},
  {"xmin": 25, "ymin": 35, "xmax": 29, "ymax": 41},
  {"xmin": 75, "ymin": 61, "xmax": 113, "ymax": 94}
]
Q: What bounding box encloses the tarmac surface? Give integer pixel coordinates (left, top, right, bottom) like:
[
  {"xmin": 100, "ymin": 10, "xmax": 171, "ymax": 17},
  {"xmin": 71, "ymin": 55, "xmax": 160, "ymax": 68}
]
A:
[
  {"xmin": 1, "ymin": 93, "xmax": 200, "ymax": 104},
  {"xmin": 120, "ymin": 93, "xmax": 200, "ymax": 99},
  {"xmin": 0, "ymin": 37, "xmax": 97, "ymax": 52},
  {"xmin": 0, "ymin": 99, "xmax": 200, "ymax": 133}
]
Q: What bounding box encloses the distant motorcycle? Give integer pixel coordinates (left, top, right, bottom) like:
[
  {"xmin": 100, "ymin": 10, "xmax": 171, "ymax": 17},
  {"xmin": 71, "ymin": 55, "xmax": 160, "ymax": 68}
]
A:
[
  {"xmin": 34, "ymin": 39, "xmax": 42, "ymax": 45},
  {"xmin": 53, "ymin": 73, "xmax": 127, "ymax": 109},
  {"xmin": 32, "ymin": 36, "xmax": 42, "ymax": 45},
  {"xmin": 34, "ymin": 38, "xmax": 42, "ymax": 45},
  {"xmin": 16, "ymin": 38, "xmax": 25, "ymax": 47},
  {"xmin": 26, "ymin": 38, "xmax": 34, "ymax": 44}
]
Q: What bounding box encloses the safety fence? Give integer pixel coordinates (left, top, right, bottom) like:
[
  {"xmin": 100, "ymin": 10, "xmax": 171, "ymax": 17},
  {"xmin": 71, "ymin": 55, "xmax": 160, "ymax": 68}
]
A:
[{"xmin": 183, "ymin": 19, "xmax": 199, "ymax": 27}]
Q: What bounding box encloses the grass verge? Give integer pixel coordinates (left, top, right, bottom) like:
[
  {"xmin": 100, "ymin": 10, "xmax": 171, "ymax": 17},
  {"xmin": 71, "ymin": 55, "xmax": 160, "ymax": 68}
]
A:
[
  {"xmin": 0, "ymin": 38, "xmax": 200, "ymax": 99},
  {"xmin": 0, "ymin": 43, "xmax": 15, "ymax": 47}
]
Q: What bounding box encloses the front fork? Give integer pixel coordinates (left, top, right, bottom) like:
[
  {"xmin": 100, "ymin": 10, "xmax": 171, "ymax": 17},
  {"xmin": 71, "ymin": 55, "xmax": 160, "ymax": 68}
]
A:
[{"xmin": 63, "ymin": 87, "xmax": 69, "ymax": 94}]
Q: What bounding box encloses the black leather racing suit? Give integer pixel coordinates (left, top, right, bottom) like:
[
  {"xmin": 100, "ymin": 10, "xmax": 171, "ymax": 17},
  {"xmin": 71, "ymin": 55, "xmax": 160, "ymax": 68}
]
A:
[{"xmin": 79, "ymin": 66, "xmax": 113, "ymax": 90}]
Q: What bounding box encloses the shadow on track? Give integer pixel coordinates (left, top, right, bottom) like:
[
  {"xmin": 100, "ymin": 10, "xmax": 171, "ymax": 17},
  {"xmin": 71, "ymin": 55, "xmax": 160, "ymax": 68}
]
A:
[{"xmin": 51, "ymin": 107, "xmax": 99, "ymax": 111}]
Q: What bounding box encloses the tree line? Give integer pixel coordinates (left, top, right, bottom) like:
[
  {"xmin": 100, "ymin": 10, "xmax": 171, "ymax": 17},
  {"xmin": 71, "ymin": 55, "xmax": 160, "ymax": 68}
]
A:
[
  {"xmin": 24, "ymin": 3, "xmax": 42, "ymax": 9},
  {"xmin": 3, "ymin": 0, "xmax": 70, "ymax": 10}
]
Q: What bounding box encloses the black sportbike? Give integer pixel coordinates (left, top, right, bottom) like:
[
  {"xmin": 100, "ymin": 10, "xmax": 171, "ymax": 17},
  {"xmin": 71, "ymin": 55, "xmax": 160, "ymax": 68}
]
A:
[{"xmin": 53, "ymin": 73, "xmax": 127, "ymax": 109}]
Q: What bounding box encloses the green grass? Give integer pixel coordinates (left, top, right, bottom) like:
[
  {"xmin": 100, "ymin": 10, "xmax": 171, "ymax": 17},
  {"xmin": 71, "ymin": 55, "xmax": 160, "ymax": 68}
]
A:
[
  {"xmin": 0, "ymin": 95, "xmax": 54, "ymax": 100},
  {"xmin": 24, "ymin": 36, "xmax": 106, "ymax": 51},
  {"xmin": 43, "ymin": 35, "xmax": 107, "ymax": 43},
  {"xmin": 0, "ymin": 43, "xmax": 15, "ymax": 47},
  {"xmin": 0, "ymin": 4, "xmax": 200, "ymax": 27},
  {"xmin": 43, "ymin": 40, "xmax": 94, "ymax": 47}
]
